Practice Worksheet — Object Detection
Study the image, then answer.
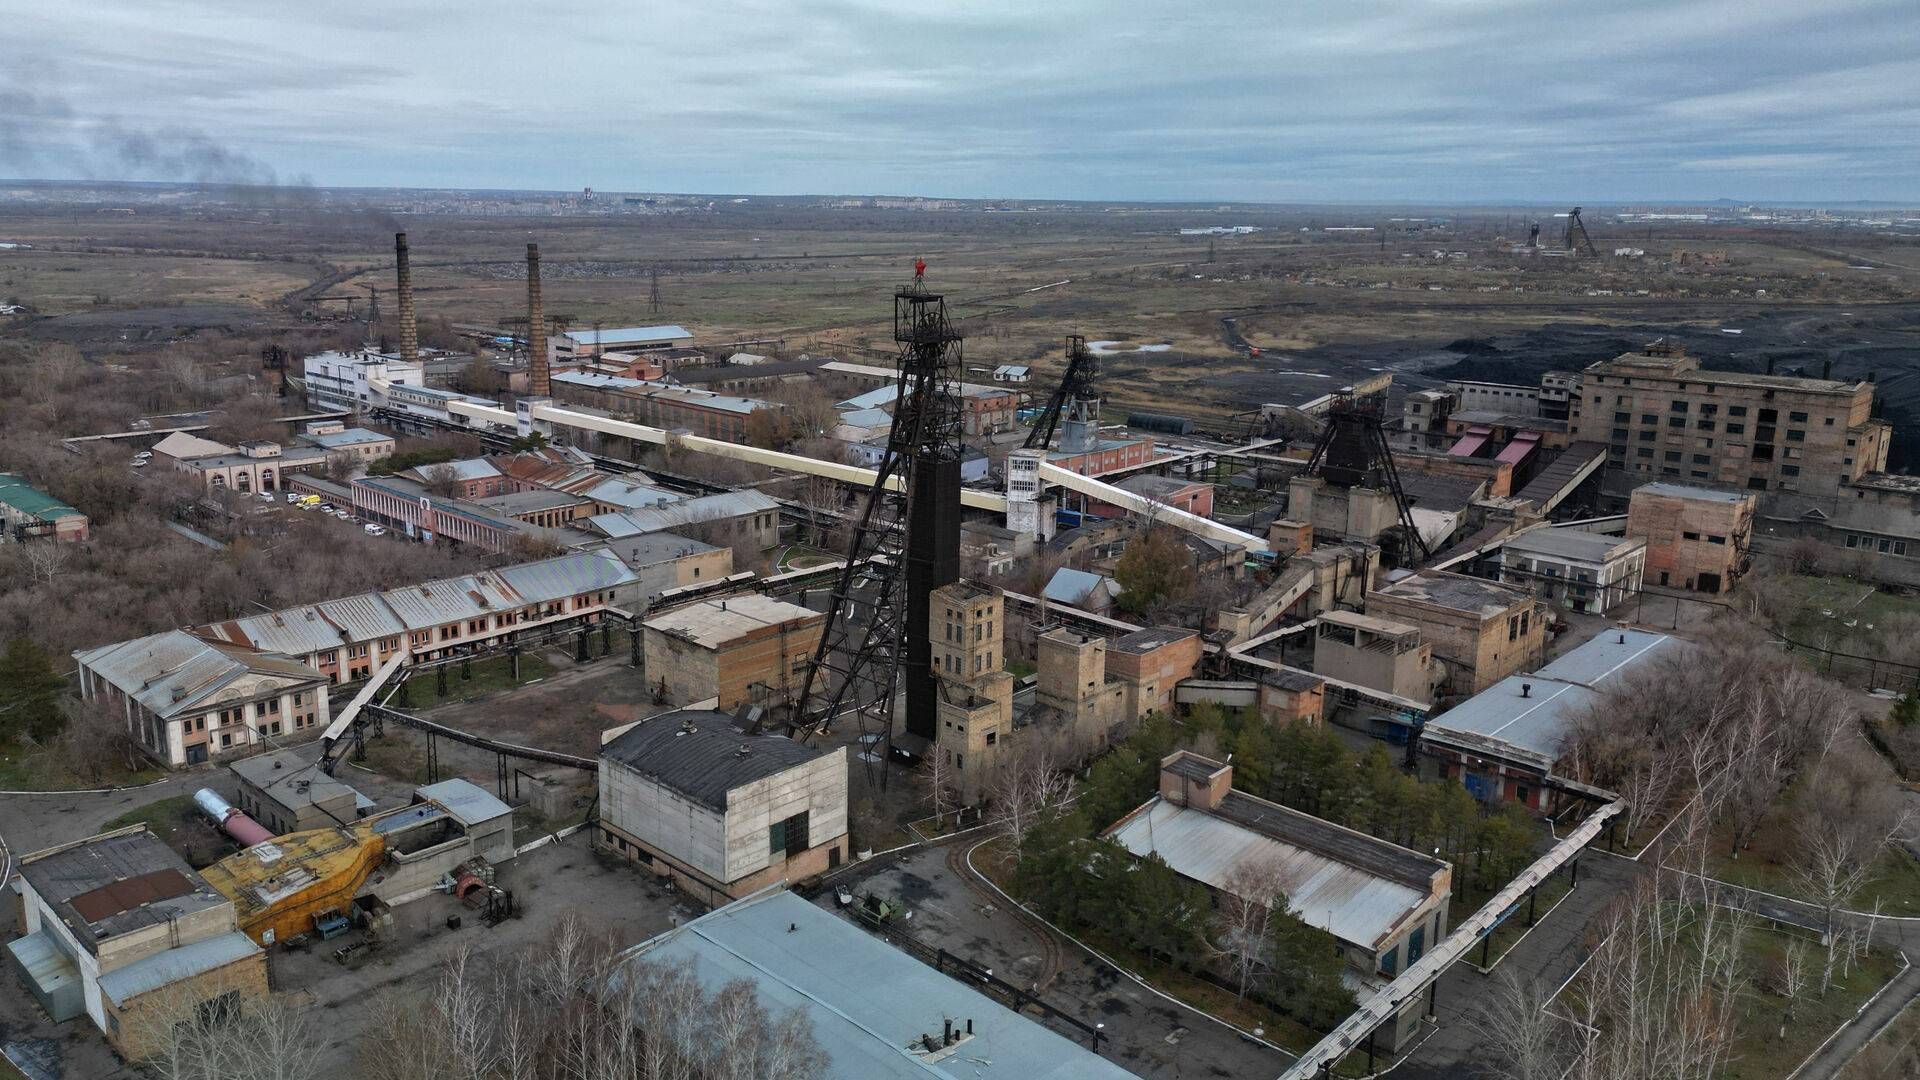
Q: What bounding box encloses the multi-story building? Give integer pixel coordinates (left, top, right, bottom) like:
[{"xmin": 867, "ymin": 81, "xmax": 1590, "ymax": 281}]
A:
[
  {"xmin": 153, "ymin": 433, "xmax": 329, "ymax": 495},
  {"xmin": 296, "ymin": 423, "xmax": 396, "ymax": 465},
  {"xmin": 597, "ymin": 709, "xmax": 847, "ymax": 906},
  {"xmin": 929, "ymin": 581, "xmax": 1015, "ymax": 802},
  {"xmin": 302, "ymin": 348, "xmax": 424, "ymax": 414},
  {"xmin": 1494, "ymin": 528, "xmax": 1647, "ymax": 613},
  {"xmin": 1447, "ymin": 380, "xmax": 1540, "ymax": 417},
  {"xmin": 1569, "ymin": 342, "xmax": 1889, "ymax": 496},
  {"xmin": 8, "ymin": 827, "xmax": 268, "ymax": 1058},
  {"xmin": 73, "ymin": 631, "xmax": 331, "ymax": 767},
  {"xmin": 591, "ymin": 532, "xmax": 733, "ymax": 607},
  {"xmin": 195, "ymin": 549, "xmax": 639, "ymax": 678},
  {"xmin": 1626, "ymin": 482, "xmax": 1755, "ymax": 594},
  {"xmin": 1104, "ymin": 627, "xmax": 1204, "ymax": 721},
  {"xmin": 589, "ymin": 490, "xmax": 785, "ymax": 554},
  {"xmin": 1538, "ymin": 371, "xmax": 1576, "ymax": 421},
  {"xmin": 641, "ymin": 595, "xmax": 826, "ymax": 711},
  {"xmin": 1367, "ymin": 571, "xmax": 1544, "ymax": 695},
  {"xmin": 550, "ymin": 371, "xmax": 770, "ymax": 443},
  {"xmin": 352, "ymin": 474, "xmax": 593, "ymax": 552},
  {"xmin": 1033, "ymin": 628, "xmax": 1127, "ymax": 756}
]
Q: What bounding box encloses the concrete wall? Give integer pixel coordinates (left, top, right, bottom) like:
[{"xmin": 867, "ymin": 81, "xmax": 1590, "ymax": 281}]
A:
[
  {"xmin": 599, "ymin": 762, "xmax": 729, "ymax": 883},
  {"xmin": 1366, "ymin": 591, "xmax": 1543, "ymax": 695},
  {"xmin": 101, "ymin": 951, "xmax": 269, "ymax": 1059},
  {"xmin": 1628, "ymin": 488, "xmax": 1754, "ymax": 593}
]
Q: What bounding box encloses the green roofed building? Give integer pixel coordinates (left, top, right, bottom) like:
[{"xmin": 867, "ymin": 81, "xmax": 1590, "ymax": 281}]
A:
[{"xmin": 0, "ymin": 473, "xmax": 88, "ymax": 542}]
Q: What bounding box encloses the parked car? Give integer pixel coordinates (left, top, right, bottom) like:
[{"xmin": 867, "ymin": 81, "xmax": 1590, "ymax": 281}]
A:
[
  {"xmin": 130, "ymin": 459, "xmax": 148, "ymax": 468},
  {"xmin": 319, "ymin": 503, "xmax": 337, "ymax": 513},
  {"xmin": 257, "ymin": 491, "xmax": 275, "ymax": 502},
  {"xmin": 364, "ymin": 524, "xmax": 387, "ymax": 537},
  {"xmin": 299, "ymin": 501, "xmax": 319, "ymax": 511},
  {"xmin": 285, "ymin": 492, "xmax": 301, "ymax": 504}
]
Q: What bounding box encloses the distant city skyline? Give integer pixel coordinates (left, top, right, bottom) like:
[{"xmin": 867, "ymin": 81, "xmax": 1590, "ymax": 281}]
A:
[{"xmin": 3, "ymin": 1, "xmax": 1916, "ymax": 204}]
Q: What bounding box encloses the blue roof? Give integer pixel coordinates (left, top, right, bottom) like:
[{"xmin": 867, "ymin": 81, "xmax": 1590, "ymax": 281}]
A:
[
  {"xmin": 1043, "ymin": 567, "xmax": 1114, "ymax": 605},
  {"xmin": 839, "ymin": 386, "xmax": 900, "ymax": 411},
  {"xmin": 838, "ymin": 407, "xmax": 893, "ymax": 428},
  {"xmin": 617, "ymin": 890, "xmax": 1133, "ymax": 1080},
  {"xmin": 97, "ymin": 932, "xmax": 261, "ymax": 1006}
]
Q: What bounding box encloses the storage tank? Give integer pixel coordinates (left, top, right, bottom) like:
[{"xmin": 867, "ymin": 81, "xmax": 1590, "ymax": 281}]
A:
[{"xmin": 194, "ymin": 788, "xmax": 274, "ymax": 847}]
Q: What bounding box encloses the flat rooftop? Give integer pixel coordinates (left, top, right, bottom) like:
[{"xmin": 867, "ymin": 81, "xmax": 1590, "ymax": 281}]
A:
[
  {"xmin": 618, "ymin": 889, "xmax": 1133, "ymax": 1080},
  {"xmin": 1109, "ymin": 627, "xmax": 1198, "ymax": 655},
  {"xmin": 1371, "ymin": 570, "xmax": 1532, "ymax": 618},
  {"xmin": 1632, "ymin": 481, "xmax": 1754, "ymax": 505},
  {"xmin": 643, "ymin": 594, "xmax": 822, "ymax": 649},
  {"xmin": 19, "ymin": 829, "xmax": 229, "ymax": 953},
  {"xmin": 1503, "ymin": 527, "xmax": 1644, "ymax": 564}
]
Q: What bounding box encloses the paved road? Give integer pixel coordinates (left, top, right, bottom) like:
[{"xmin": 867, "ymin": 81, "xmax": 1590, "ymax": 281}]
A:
[{"xmin": 1789, "ymin": 962, "xmax": 1920, "ymax": 1080}]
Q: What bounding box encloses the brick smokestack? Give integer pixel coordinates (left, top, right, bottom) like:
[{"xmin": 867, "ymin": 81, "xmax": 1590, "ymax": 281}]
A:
[
  {"xmin": 527, "ymin": 242, "xmax": 549, "ymax": 397},
  {"xmin": 394, "ymin": 232, "xmax": 418, "ymax": 363}
]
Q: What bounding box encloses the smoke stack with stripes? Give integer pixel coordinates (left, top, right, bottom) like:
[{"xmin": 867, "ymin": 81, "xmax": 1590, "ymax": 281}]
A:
[
  {"xmin": 527, "ymin": 242, "xmax": 549, "ymax": 397},
  {"xmin": 394, "ymin": 232, "xmax": 418, "ymax": 363}
]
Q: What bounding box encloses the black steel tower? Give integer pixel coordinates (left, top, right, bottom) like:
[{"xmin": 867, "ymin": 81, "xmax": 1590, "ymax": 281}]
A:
[
  {"xmin": 793, "ymin": 264, "xmax": 964, "ymax": 785},
  {"xmin": 1302, "ymin": 391, "xmax": 1433, "ymax": 562},
  {"xmin": 1023, "ymin": 334, "xmax": 1099, "ymax": 451}
]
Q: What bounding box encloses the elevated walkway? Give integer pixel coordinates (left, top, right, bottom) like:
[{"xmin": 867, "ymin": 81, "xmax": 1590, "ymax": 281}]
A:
[{"xmin": 1512, "ymin": 441, "xmax": 1607, "ymax": 514}]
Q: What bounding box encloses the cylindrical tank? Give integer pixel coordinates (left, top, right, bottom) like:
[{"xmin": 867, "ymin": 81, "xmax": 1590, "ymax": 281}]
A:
[{"xmin": 193, "ymin": 788, "xmax": 274, "ymax": 847}]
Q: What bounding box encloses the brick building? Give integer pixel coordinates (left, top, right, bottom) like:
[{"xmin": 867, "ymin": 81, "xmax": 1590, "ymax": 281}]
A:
[
  {"xmin": 1569, "ymin": 342, "xmax": 1889, "ymax": 496},
  {"xmin": 928, "ymin": 582, "xmax": 1016, "ymax": 802},
  {"xmin": 641, "ymin": 595, "xmax": 825, "ymax": 711},
  {"xmin": 1312, "ymin": 610, "xmax": 1440, "ymax": 706},
  {"xmin": 1626, "ymin": 482, "xmax": 1756, "ymax": 594},
  {"xmin": 1366, "ymin": 571, "xmax": 1544, "ymax": 695},
  {"xmin": 1104, "ymin": 627, "xmax": 1204, "ymax": 720}
]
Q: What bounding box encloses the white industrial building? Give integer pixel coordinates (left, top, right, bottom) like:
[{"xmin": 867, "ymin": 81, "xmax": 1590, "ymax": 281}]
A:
[
  {"xmin": 597, "ymin": 709, "xmax": 848, "ymax": 906},
  {"xmin": 1494, "ymin": 527, "xmax": 1646, "ymax": 614},
  {"xmin": 302, "ymin": 348, "xmax": 424, "ymax": 413}
]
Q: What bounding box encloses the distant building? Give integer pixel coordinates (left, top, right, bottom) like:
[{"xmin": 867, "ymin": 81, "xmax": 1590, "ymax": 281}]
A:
[
  {"xmin": 1041, "ymin": 566, "xmax": 1122, "ymax": 615},
  {"xmin": 1626, "ymin": 482, "xmax": 1755, "ymax": 594},
  {"xmin": 552, "ymin": 325, "xmax": 695, "ymax": 363},
  {"xmin": 1447, "ymin": 380, "xmax": 1541, "ymax": 417},
  {"xmin": 297, "ymin": 425, "xmax": 396, "ymax": 465},
  {"xmin": 597, "ymin": 710, "xmax": 848, "ymax": 905},
  {"xmin": 588, "ymin": 489, "xmax": 784, "ymax": 554},
  {"xmin": 0, "ymin": 473, "xmax": 88, "ymax": 542},
  {"xmin": 74, "ymin": 631, "xmax": 330, "ymax": 768},
  {"xmin": 1112, "ymin": 473, "xmax": 1214, "ymax": 518},
  {"xmin": 1105, "ymin": 752, "xmax": 1451, "ymax": 1051},
  {"xmin": 612, "ymin": 888, "xmax": 1135, "ymax": 1078},
  {"xmin": 550, "ymin": 371, "xmax": 771, "ymax": 443},
  {"xmin": 154, "ymin": 433, "xmax": 329, "ymax": 495},
  {"xmin": 1494, "ymin": 528, "xmax": 1646, "ymax": 614},
  {"xmin": 1570, "ymin": 342, "xmax": 1889, "ymax": 496},
  {"xmin": 302, "ymin": 348, "xmax": 424, "ymax": 414},
  {"xmin": 1367, "ymin": 571, "xmax": 1544, "ymax": 695},
  {"xmin": 641, "ymin": 595, "xmax": 825, "ymax": 711},
  {"xmin": 7, "ymin": 827, "xmax": 268, "ymax": 1058}
]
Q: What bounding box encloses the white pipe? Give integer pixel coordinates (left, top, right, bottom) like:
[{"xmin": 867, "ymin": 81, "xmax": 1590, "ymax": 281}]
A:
[{"xmin": 1039, "ymin": 462, "xmax": 1267, "ymax": 552}]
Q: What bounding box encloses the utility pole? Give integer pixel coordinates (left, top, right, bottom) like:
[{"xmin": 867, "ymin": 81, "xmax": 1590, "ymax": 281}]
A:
[{"xmin": 649, "ymin": 267, "xmax": 663, "ymax": 315}]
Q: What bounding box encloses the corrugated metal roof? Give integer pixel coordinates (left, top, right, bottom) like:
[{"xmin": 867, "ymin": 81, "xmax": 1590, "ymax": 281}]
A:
[
  {"xmin": 315, "ymin": 593, "xmax": 407, "ymax": 641},
  {"xmin": 1533, "ymin": 629, "xmax": 1674, "ymax": 689},
  {"xmin": 1042, "ymin": 567, "xmax": 1114, "ymax": 605},
  {"xmin": 642, "ymin": 595, "xmax": 821, "ymax": 649},
  {"xmin": 380, "ymin": 572, "xmax": 511, "ymax": 629},
  {"xmin": 74, "ymin": 630, "xmax": 323, "ymax": 720},
  {"xmin": 1108, "ymin": 800, "xmax": 1430, "ymax": 951},
  {"xmin": 839, "ymin": 387, "xmax": 899, "ymax": 411},
  {"xmin": 0, "ymin": 474, "xmax": 84, "ymax": 521},
  {"xmin": 595, "ymin": 491, "xmax": 780, "ymax": 536},
  {"xmin": 494, "ymin": 549, "xmax": 637, "ymax": 604},
  {"xmin": 1424, "ymin": 676, "xmax": 1596, "ymax": 765},
  {"xmin": 582, "ymin": 477, "xmax": 682, "ymax": 510},
  {"xmin": 214, "ymin": 605, "xmax": 350, "ymax": 656},
  {"xmin": 602, "ymin": 710, "xmax": 830, "ymax": 811},
  {"xmin": 617, "ymin": 890, "xmax": 1137, "ymax": 1080},
  {"xmin": 18, "ymin": 830, "xmax": 230, "ymax": 953},
  {"xmin": 303, "ymin": 427, "xmax": 392, "ymax": 449},
  {"xmin": 412, "ymin": 458, "xmax": 501, "ymax": 482},
  {"xmin": 1503, "ymin": 528, "xmax": 1642, "ymax": 564},
  {"xmin": 416, "ymin": 778, "xmax": 511, "ymax": 825},
  {"xmin": 97, "ymin": 932, "xmax": 261, "ymax": 1006},
  {"xmin": 1634, "ymin": 481, "xmax": 1751, "ymax": 504}
]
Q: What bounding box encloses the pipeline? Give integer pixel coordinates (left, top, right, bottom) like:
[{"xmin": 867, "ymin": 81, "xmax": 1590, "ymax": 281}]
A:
[{"xmin": 194, "ymin": 788, "xmax": 274, "ymax": 848}]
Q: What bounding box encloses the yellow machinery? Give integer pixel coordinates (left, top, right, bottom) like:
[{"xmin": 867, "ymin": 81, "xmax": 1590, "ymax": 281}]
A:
[{"xmin": 201, "ymin": 823, "xmax": 386, "ymax": 947}]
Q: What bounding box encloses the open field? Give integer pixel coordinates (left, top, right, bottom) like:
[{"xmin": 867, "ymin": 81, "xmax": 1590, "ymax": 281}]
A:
[{"xmin": 7, "ymin": 193, "xmax": 1920, "ymax": 440}]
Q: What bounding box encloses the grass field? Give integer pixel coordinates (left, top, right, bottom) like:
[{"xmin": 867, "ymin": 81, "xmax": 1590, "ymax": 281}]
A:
[
  {"xmin": 1722, "ymin": 927, "xmax": 1904, "ymax": 1080},
  {"xmin": 0, "ymin": 742, "xmax": 164, "ymax": 792},
  {"xmin": 1773, "ymin": 574, "xmax": 1920, "ymax": 655},
  {"xmin": 0, "ymin": 249, "xmax": 313, "ymax": 315}
]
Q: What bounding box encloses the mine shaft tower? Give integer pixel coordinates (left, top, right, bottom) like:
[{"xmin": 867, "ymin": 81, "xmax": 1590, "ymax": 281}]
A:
[
  {"xmin": 1303, "ymin": 391, "xmax": 1434, "ymax": 562},
  {"xmin": 793, "ymin": 263, "xmax": 964, "ymax": 786}
]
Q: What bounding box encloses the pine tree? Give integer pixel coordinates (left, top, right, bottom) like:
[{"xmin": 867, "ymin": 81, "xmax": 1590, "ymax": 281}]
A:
[{"xmin": 0, "ymin": 637, "xmax": 67, "ymax": 744}]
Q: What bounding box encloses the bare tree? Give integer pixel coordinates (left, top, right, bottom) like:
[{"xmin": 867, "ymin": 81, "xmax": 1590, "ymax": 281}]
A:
[
  {"xmin": 1774, "ymin": 938, "xmax": 1811, "ymax": 1040},
  {"xmin": 59, "ymin": 694, "xmax": 142, "ymax": 783},
  {"xmin": 990, "ymin": 733, "xmax": 1072, "ymax": 847},
  {"xmin": 1461, "ymin": 970, "xmax": 1572, "ymax": 1080},
  {"xmin": 420, "ymin": 463, "xmax": 463, "ymax": 499},
  {"xmin": 1211, "ymin": 858, "xmax": 1287, "ymax": 999},
  {"xmin": 129, "ymin": 985, "xmax": 326, "ymax": 1080},
  {"xmin": 17, "ymin": 539, "xmax": 70, "ymax": 588},
  {"xmin": 1792, "ymin": 750, "xmax": 1915, "ymax": 991},
  {"xmin": 923, "ymin": 749, "xmax": 959, "ymax": 826}
]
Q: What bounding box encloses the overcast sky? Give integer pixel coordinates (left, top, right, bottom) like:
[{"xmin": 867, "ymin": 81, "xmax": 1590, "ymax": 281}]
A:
[{"xmin": 2, "ymin": 0, "xmax": 1915, "ymax": 203}]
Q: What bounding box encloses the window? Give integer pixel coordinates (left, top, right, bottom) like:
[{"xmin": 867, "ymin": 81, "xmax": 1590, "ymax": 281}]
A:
[
  {"xmin": 1664, "ymin": 451, "xmax": 1681, "ymax": 462},
  {"xmin": 1727, "ymin": 422, "xmax": 1746, "ymax": 435},
  {"xmin": 1699, "ymin": 403, "xmax": 1718, "ymax": 415},
  {"xmin": 1667, "ymin": 417, "xmax": 1687, "ymax": 428},
  {"xmin": 1638, "ymin": 430, "xmax": 1656, "ymax": 442},
  {"xmin": 1707, "ymin": 535, "xmax": 1727, "ymax": 544},
  {"xmin": 1781, "ymin": 465, "xmax": 1801, "ymax": 477},
  {"xmin": 1507, "ymin": 615, "xmax": 1519, "ymax": 642},
  {"xmin": 985, "ymin": 731, "xmax": 997, "ymax": 745},
  {"xmin": 1696, "ymin": 420, "xmax": 1715, "ymax": 431},
  {"xmin": 1786, "ymin": 429, "xmax": 1805, "ymax": 442},
  {"xmin": 1380, "ymin": 947, "xmax": 1399, "ymax": 977},
  {"xmin": 1612, "ymin": 428, "xmax": 1629, "ymax": 441},
  {"xmin": 1729, "ymin": 406, "xmax": 1748, "ymax": 417},
  {"xmin": 768, "ymin": 811, "xmax": 810, "ymax": 858},
  {"xmin": 1670, "ymin": 400, "xmax": 1688, "ymax": 412},
  {"xmin": 1640, "ymin": 414, "xmax": 1658, "ymax": 425},
  {"xmin": 1759, "ymin": 408, "xmax": 1778, "ymax": 423},
  {"xmin": 1613, "ymin": 411, "xmax": 1630, "ymax": 423},
  {"xmin": 1825, "ymin": 417, "xmax": 1836, "ymax": 426},
  {"xmin": 1789, "ymin": 411, "xmax": 1808, "ymax": 423},
  {"xmin": 1693, "ymin": 454, "xmax": 1711, "ymax": 464},
  {"xmin": 1683, "ymin": 531, "xmax": 1701, "ymax": 540}
]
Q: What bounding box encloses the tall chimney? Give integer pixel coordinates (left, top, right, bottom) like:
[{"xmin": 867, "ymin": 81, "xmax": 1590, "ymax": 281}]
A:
[
  {"xmin": 527, "ymin": 242, "xmax": 549, "ymax": 397},
  {"xmin": 394, "ymin": 232, "xmax": 418, "ymax": 363}
]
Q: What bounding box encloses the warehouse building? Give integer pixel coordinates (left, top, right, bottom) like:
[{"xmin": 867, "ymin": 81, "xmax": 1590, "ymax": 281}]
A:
[
  {"xmin": 1626, "ymin": 482, "xmax": 1755, "ymax": 594},
  {"xmin": 597, "ymin": 710, "xmax": 848, "ymax": 906},
  {"xmin": 7, "ymin": 827, "xmax": 268, "ymax": 1057},
  {"xmin": 613, "ymin": 888, "xmax": 1132, "ymax": 1079},
  {"xmin": 0, "ymin": 472, "xmax": 88, "ymax": 542},
  {"xmin": 1105, "ymin": 752, "xmax": 1451, "ymax": 1051},
  {"xmin": 1367, "ymin": 571, "xmax": 1544, "ymax": 695},
  {"xmin": 230, "ymin": 748, "xmax": 373, "ymax": 834},
  {"xmin": 1493, "ymin": 528, "xmax": 1647, "ymax": 614}
]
